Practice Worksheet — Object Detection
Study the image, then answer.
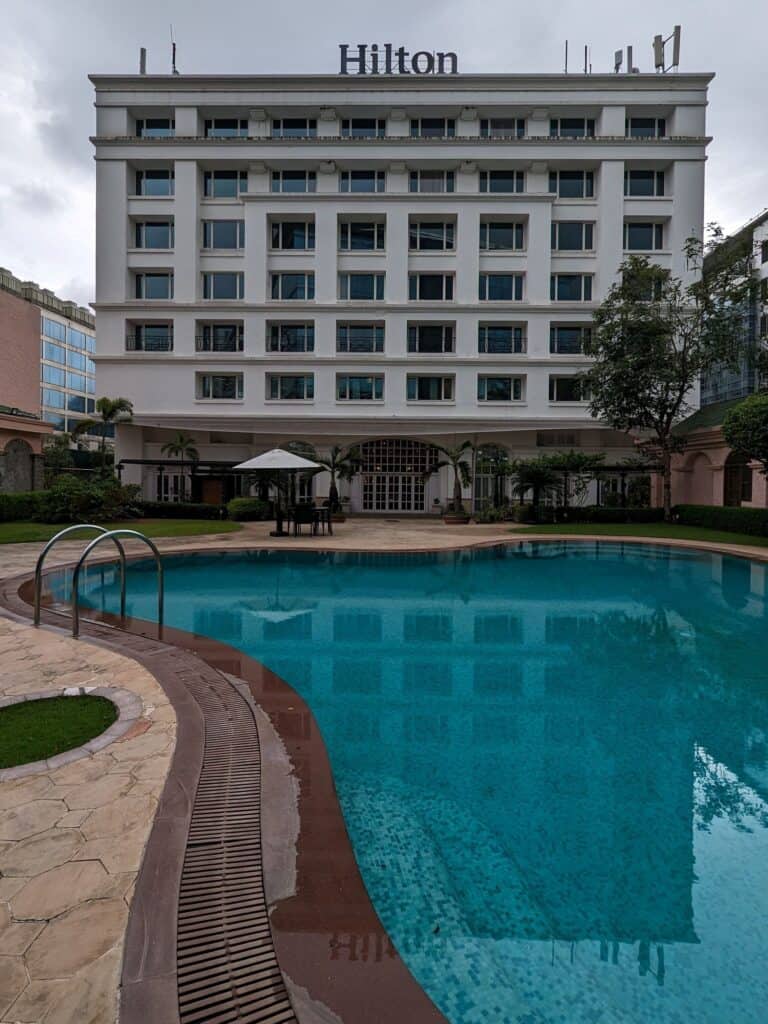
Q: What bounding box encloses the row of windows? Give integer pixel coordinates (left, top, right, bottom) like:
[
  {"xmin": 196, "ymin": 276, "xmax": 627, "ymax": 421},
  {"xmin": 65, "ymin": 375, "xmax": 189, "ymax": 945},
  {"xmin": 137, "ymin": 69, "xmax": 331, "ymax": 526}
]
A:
[
  {"xmin": 132, "ymin": 217, "xmax": 665, "ymax": 255},
  {"xmin": 127, "ymin": 322, "xmax": 592, "ymax": 355},
  {"xmin": 134, "ymin": 115, "xmax": 670, "ymax": 140},
  {"xmin": 41, "ymin": 389, "xmax": 97, "ymax": 413},
  {"xmin": 133, "ymin": 167, "xmax": 666, "ymax": 199},
  {"xmin": 41, "ymin": 317, "xmax": 95, "ymax": 352},
  {"xmin": 133, "ymin": 270, "xmax": 596, "ymax": 302},
  {"xmin": 41, "ymin": 365, "xmax": 96, "ymax": 391},
  {"xmin": 194, "ymin": 371, "xmax": 589, "ymax": 403},
  {"xmin": 41, "ymin": 341, "xmax": 96, "ymax": 372},
  {"xmin": 42, "ymin": 411, "xmax": 114, "ymax": 436}
]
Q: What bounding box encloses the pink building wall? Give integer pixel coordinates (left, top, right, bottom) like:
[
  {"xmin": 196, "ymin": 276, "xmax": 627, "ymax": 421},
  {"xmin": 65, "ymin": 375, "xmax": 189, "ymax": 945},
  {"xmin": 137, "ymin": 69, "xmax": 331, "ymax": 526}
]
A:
[{"xmin": 0, "ymin": 286, "xmax": 41, "ymax": 415}]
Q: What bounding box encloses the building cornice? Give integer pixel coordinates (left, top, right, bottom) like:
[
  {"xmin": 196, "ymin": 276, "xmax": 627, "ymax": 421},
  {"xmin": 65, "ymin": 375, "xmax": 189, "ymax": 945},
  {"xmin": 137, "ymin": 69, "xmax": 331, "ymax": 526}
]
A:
[
  {"xmin": 91, "ymin": 301, "xmax": 600, "ymax": 313},
  {"xmin": 91, "ymin": 134, "xmax": 711, "ymax": 147}
]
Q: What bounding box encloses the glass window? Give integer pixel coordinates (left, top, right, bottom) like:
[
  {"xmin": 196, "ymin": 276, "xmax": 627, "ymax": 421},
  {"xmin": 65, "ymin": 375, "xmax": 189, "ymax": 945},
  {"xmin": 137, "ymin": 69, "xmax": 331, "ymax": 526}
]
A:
[
  {"xmin": 85, "ymin": 336, "xmax": 96, "ymax": 354},
  {"xmin": 478, "ymin": 376, "xmax": 522, "ymax": 401},
  {"xmin": 67, "ymin": 350, "xmax": 86, "ymax": 371},
  {"xmin": 204, "ymin": 118, "xmax": 248, "ymax": 138},
  {"xmin": 339, "ymin": 170, "xmax": 385, "ymax": 193},
  {"xmin": 135, "ymin": 221, "xmax": 174, "ymax": 249},
  {"xmin": 85, "ymin": 358, "xmax": 95, "ymax": 376},
  {"xmin": 550, "ymin": 274, "xmax": 593, "ymax": 301},
  {"xmin": 408, "ymin": 274, "xmax": 453, "ymax": 301},
  {"xmin": 42, "ymin": 317, "xmax": 66, "ymax": 342},
  {"xmin": 271, "ymin": 170, "xmax": 317, "ymax": 193},
  {"xmin": 41, "ymin": 387, "xmax": 66, "ymax": 409},
  {"xmin": 203, "ymin": 220, "xmax": 245, "ymax": 249},
  {"xmin": 549, "ymin": 376, "xmax": 590, "ymax": 402},
  {"xmin": 549, "ymin": 118, "xmax": 595, "ymax": 138},
  {"xmin": 86, "ymin": 377, "xmax": 95, "ymax": 394},
  {"xmin": 549, "ymin": 170, "xmax": 595, "ymax": 199},
  {"xmin": 478, "ymin": 274, "xmax": 524, "ymax": 301},
  {"xmin": 550, "ymin": 325, "xmax": 591, "ymax": 353},
  {"xmin": 67, "ymin": 372, "xmax": 86, "ymax": 392},
  {"xmin": 196, "ymin": 373, "xmax": 244, "ymax": 400},
  {"xmin": 267, "ymin": 323, "xmax": 314, "ymax": 353},
  {"xmin": 203, "ymin": 170, "xmax": 247, "ymax": 198},
  {"xmin": 407, "ymin": 324, "xmax": 454, "ymax": 353},
  {"xmin": 136, "ymin": 117, "xmax": 174, "ymax": 138},
  {"xmin": 271, "ymin": 221, "xmax": 315, "ymax": 249},
  {"xmin": 626, "ymin": 117, "xmax": 666, "ymax": 139},
  {"xmin": 339, "ymin": 222, "xmax": 385, "ymax": 250},
  {"xmin": 338, "ymin": 273, "xmax": 384, "ymax": 301},
  {"xmin": 68, "ymin": 328, "xmax": 88, "ymax": 350},
  {"xmin": 42, "ymin": 341, "xmax": 66, "ymax": 364},
  {"xmin": 271, "ymin": 118, "xmax": 317, "ymax": 138},
  {"xmin": 409, "ymin": 222, "xmax": 454, "ymax": 251},
  {"xmin": 479, "ymin": 222, "xmax": 524, "ymax": 250},
  {"xmin": 406, "ymin": 376, "xmax": 454, "ymax": 401},
  {"xmin": 551, "ymin": 222, "xmax": 594, "ymax": 251},
  {"xmin": 624, "ymin": 170, "xmax": 665, "ymax": 197},
  {"xmin": 67, "ymin": 394, "xmax": 86, "ymax": 412},
  {"xmin": 196, "ymin": 323, "xmax": 243, "ymax": 352},
  {"xmin": 129, "ymin": 324, "xmax": 174, "ymax": 352},
  {"xmin": 478, "ymin": 325, "xmax": 525, "ymax": 354},
  {"xmin": 135, "ymin": 169, "xmax": 174, "ymax": 196},
  {"xmin": 624, "ymin": 222, "xmax": 664, "ymax": 250},
  {"xmin": 341, "ymin": 118, "xmax": 386, "ymax": 138},
  {"xmin": 135, "ymin": 273, "xmax": 173, "ymax": 300},
  {"xmin": 267, "ymin": 374, "xmax": 314, "ymax": 400},
  {"xmin": 479, "ymin": 170, "xmax": 525, "ymax": 193},
  {"xmin": 42, "ymin": 411, "xmax": 66, "ymax": 429},
  {"xmin": 409, "ymin": 170, "xmax": 454, "ymax": 193},
  {"xmin": 336, "ymin": 324, "xmax": 384, "ymax": 353},
  {"xmin": 336, "ymin": 375, "xmax": 384, "ymax": 400},
  {"xmin": 410, "ymin": 118, "xmax": 455, "ymax": 138},
  {"xmin": 271, "ymin": 273, "xmax": 315, "ymax": 300},
  {"xmin": 480, "ymin": 118, "xmax": 525, "ymax": 138},
  {"xmin": 761, "ymin": 241, "xmax": 768, "ymax": 264},
  {"xmin": 202, "ymin": 272, "xmax": 244, "ymax": 300}
]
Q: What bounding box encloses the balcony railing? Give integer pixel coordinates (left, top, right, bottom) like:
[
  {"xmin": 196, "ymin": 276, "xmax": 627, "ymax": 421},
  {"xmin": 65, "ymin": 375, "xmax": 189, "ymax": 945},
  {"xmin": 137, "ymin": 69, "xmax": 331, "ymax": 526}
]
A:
[
  {"xmin": 126, "ymin": 333, "xmax": 173, "ymax": 352},
  {"xmin": 195, "ymin": 333, "xmax": 244, "ymax": 353}
]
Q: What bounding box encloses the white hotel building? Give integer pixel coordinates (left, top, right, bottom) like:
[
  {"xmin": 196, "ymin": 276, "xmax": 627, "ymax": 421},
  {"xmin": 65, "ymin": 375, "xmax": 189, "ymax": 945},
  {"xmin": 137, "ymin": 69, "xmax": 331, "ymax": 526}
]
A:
[{"xmin": 91, "ymin": 65, "xmax": 712, "ymax": 511}]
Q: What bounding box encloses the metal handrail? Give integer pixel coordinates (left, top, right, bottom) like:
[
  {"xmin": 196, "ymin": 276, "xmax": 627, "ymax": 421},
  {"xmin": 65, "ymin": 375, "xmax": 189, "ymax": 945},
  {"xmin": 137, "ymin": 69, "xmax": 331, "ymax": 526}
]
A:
[
  {"xmin": 34, "ymin": 524, "xmax": 127, "ymax": 626},
  {"xmin": 71, "ymin": 529, "xmax": 164, "ymax": 638}
]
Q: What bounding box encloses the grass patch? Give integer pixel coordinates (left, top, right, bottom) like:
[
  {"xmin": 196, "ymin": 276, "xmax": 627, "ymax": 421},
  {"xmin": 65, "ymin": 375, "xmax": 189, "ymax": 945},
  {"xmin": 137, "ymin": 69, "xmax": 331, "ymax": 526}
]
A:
[
  {"xmin": 0, "ymin": 518, "xmax": 243, "ymax": 544},
  {"xmin": 513, "ymin": 522, "xmax": 768, "ymax": 548},
  {"xmin": 0, "ymin": 695, "xmax": 118, "ymax": 768}
]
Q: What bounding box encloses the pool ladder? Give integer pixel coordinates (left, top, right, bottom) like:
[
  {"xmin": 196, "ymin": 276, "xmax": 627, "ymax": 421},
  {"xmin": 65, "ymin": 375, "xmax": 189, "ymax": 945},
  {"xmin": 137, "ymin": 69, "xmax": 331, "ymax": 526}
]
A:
[{"xmin": 33, "ymin": 525, "xmax": 164, "ymax": 638}]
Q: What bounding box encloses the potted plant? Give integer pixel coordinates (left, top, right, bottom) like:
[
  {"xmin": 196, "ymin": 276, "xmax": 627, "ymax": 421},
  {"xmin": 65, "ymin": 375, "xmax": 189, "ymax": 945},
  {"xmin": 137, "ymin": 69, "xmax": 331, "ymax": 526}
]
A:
[{"xmin": 425, "ymin": 441, "xmax": 474, "ymax": 524}]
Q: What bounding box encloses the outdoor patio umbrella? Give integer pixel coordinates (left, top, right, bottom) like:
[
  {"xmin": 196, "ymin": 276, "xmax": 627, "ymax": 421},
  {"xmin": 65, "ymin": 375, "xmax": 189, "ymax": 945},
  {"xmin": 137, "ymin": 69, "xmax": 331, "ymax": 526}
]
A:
[{"xmin": 234, "ymin": 448, "xmax": 321, "ymax": 537}]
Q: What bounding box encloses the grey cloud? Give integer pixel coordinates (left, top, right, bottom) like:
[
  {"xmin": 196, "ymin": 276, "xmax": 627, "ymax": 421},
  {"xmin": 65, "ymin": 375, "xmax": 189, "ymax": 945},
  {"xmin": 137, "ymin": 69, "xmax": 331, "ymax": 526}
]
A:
[{"xmin": 10, "ymin": 182, "xmax": 64, "ymax": 213}]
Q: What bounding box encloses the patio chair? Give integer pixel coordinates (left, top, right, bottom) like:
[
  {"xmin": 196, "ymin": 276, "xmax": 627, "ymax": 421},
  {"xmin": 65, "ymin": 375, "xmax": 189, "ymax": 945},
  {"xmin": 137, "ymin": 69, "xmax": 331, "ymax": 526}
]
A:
[{"xmin": 292, "ymin": 504, "xmax": 316, "ymax": 536}]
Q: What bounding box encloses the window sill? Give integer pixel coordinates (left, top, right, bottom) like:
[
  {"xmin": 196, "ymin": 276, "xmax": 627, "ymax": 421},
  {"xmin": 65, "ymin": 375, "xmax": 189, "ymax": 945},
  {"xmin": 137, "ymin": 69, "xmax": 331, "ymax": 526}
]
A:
[
  {"xmin": 548, "ymin": 400, "xmax": 591, "ymax": 406},
  {"xmin": 338, "ymin": 250, "xmax": 386, "ymax": 256},
  {"xmin": 405, "ymin": 400, "xmax": 456, "ymax": 405},
  {"xmin": 335, "ymin": 399, "xmax": 386, "ymax": 405},
  {"xmin": 128, "ymin": 195, "xmax": 175, "ymax": 200},
  {"xmin": 201, "ymin": 297, "xmax": 246, "ymax": 302},
  {"xmin": 623, "ymin": 248, "xmax": 671, "ymax": 255},
  {"xmin": 267, "ymin": 350, "xmax": 315, "ymax": 356},
  {"xmin": 201, "ymin": 249, "xmax": 245, "ymax": 256},
  {"xmin": 128, "ymin": 248, "xmax": 174, "ymax": 255},
  {"xmin": 479, "ymin": 249, "xmax": 526, "ymax": 256},
  {"xmin": 551, "ymin": 251, "xmax": 597, "ymax": 257},
  {"xmin": 408, "ymin": 249, "xmax": 456, "ymax": 256},
  {"xmin": 194, "ymin": 398, "xmax": 245, "ymax": 404},
  {"xmin": 201, "ymin": 197, "xmax": 245, "ymax": 203},
  {"xmin": 478, "ymin": 400, "xmax": 528, "ymax": 406},
  {"xmin": 264, "ymin": 399, "xmax": 315, "ymax": 404},
  {"xmin": 623, "ymin": 195, "xmax": 671, "ymax": 201},
  {"xmin": 270, "ymin": 249, "xmax": 316, "ymax": 255}
]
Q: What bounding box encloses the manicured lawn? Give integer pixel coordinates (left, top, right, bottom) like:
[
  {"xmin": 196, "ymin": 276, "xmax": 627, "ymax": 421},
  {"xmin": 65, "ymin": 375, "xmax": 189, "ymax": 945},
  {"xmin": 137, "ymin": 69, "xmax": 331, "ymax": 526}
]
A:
[
  {"xmin": 0, "ymin": 518, "xmax": 243, "ymax": 544},
  {"xmin": 514, "ymin": 522, "xmax": 768, "ymax": 548},
  {"xmin": 0, "ymin": 695, "xmax": 118, "ymax": 768}
]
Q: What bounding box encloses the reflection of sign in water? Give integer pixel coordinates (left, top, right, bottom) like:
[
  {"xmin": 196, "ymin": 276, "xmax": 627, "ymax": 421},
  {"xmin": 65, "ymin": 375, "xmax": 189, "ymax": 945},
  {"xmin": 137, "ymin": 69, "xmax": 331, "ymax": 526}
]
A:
[{"xmin": 340, "ymin": 44, "xmax": 458, "ymax": 76}]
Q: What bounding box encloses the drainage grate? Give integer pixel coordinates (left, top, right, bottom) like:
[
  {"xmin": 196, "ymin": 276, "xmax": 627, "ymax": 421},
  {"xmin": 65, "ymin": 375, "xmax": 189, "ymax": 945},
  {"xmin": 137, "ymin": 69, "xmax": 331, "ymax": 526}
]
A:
[{"xmin": 177, "ymin": 670, "xmax": 297, "ymax": 1024}]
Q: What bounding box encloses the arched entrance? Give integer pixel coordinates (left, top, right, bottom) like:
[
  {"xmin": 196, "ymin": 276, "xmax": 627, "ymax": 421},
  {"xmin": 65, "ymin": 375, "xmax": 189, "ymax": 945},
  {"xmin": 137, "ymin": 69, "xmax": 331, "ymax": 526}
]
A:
[
  {"xmin": 724, "ymin": 451, "xmax": 752, "ymax": 507},
  {"xmin": 358, "ymin": 439, "xmax": 437, "ymax": 513},
  {"xmin": 1, "ymin": 438, "xmax": 35, "ymax": 493}
]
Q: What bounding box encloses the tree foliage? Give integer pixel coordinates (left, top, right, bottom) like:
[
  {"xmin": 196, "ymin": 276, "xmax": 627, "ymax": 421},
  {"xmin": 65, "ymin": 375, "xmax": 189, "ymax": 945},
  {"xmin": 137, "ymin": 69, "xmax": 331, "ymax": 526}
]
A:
[
  {"xmin": 426, "ymin": 441, "xmax": 474, "ymax": 513},
  {"xmin": 71, "ymin": 397, "xmax": 133, "ymax": 476},
  {"xmin": 722, "ymin": 392, "xmax": 768, "ymax": 475}
]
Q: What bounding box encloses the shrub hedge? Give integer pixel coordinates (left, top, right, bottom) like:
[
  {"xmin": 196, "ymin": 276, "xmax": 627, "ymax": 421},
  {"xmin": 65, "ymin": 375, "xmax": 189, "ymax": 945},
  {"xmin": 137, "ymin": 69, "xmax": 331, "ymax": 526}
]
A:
[
  {"xmin": 552, "ymin": 506, "xmax": 665, "ymax": 524},
  {"xmin": 0, "ymin": 492, "xmax": 45, "ymax": 522},
  {"xmin": 226, "ymin": 497, "xmax": 272, "ymax": 521},
  {"xmin": 137, "ymin": 500, "xmax": 225, "ymax": 520},
  {"xmin": 36, "ymin": 477, "xmax": 142, "ymax": 524},
  {"xmin": 674, "ymin": 504, "xmax": 768, "ymax": 537}
]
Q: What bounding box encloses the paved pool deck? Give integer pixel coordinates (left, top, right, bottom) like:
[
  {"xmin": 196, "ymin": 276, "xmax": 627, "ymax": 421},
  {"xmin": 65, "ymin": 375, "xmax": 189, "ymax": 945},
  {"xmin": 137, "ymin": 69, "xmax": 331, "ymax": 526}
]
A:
[{"xmin": 1, "ymin": 518, "xmax": 767, "ymax": 1024}]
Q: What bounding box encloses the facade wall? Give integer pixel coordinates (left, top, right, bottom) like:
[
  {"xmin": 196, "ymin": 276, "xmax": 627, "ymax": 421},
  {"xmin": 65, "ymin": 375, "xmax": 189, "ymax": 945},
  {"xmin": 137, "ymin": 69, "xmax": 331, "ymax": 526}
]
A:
[
  {"xmin": 91, "ymin": 70, "xmax": 712, "ymax": 507},
  {"xmin": 0, "ymin": 286, "xmax": 40, "ymax": 413}
]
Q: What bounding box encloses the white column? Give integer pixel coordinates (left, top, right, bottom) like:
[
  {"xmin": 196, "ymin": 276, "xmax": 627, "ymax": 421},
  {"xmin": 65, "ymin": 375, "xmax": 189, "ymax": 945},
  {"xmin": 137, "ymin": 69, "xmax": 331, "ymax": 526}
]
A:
[
  {"xmin": 386, "ymin": 206, "xmax": 409, "ymax": 303},
  {"xmin": 173, "ymin": 160, "xmax": 199, "ymax": 302},
  {"xmin": 244, "ymin": 204, "xmax": 268, "ymax": 303},
  {"xmin": 596, "ymin": 160, "xmax": 624, "ymax": 297},
  {"xmin": 95, "ymin": 160, "xmax": 128, "ymax": 302},
  {"xmin": 314, "ymin": 206, "xmax": 337, "ymax": 303}
]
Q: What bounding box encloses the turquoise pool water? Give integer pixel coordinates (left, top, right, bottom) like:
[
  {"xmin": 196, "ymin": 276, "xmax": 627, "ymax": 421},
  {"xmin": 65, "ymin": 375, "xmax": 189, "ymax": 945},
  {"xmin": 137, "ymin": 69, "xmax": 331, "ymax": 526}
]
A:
[{"xmin": 62, "ymin": 542, "xmax": 768, "ymax": 1023}]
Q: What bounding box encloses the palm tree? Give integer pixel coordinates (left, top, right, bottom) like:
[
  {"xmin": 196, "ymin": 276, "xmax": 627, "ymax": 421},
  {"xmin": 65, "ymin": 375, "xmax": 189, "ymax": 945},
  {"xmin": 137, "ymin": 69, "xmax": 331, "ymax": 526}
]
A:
[
  {"xmin": 160, "ymin": 431, "xmax": 200, "ymax": 501},
  {"xmin": 426, "ymin": 441, "xmax": 474, "ymax": 515},
  {"xmin": 511, "ymin": 458, "xmax": 562, "ymax": 516},
  {"xmin": 71, "ymin": 396, "xmax": 133, "ymax": 475},
  {"xmin": 315, "ymin": 445, "xmax": 361, "ymax": 512}
]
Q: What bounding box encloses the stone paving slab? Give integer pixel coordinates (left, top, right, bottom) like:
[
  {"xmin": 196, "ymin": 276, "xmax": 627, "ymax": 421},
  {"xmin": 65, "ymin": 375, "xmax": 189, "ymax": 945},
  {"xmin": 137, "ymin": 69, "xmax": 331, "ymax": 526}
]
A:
[{"xmin": 0, "ymin": 617, "xmax": 176, "ymax": 1024}]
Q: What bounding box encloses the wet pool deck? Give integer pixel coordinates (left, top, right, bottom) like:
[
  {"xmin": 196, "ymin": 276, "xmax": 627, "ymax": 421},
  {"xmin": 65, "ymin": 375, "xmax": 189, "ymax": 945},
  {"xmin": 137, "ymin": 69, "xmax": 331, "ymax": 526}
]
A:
[{"xmin": 1, "ymin": 518, "xmax": 767, "ymax": 1024}]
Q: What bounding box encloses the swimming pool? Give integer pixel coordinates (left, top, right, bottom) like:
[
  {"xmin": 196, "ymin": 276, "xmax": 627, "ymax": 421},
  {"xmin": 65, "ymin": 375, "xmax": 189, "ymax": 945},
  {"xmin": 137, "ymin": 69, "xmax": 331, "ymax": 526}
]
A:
[{"xmin": 61, "ymin": 542, "xmax": 768, "ymax": 1023}]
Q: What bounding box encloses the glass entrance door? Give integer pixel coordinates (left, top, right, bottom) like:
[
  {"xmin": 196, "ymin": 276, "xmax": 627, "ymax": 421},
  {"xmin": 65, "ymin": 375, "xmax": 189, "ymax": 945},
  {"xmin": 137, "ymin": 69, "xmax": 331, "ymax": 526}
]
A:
[{"xmin": 362, "ymin": 473, "xmax": 426, "ymax": 512}]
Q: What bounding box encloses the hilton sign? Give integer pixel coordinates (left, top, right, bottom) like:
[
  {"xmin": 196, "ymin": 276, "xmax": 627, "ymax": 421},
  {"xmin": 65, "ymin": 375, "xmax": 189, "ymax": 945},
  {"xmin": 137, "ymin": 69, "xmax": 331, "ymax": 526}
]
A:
[{"xmin": 339, "ymin": 44, "xmax": 458, "ymax": 76}]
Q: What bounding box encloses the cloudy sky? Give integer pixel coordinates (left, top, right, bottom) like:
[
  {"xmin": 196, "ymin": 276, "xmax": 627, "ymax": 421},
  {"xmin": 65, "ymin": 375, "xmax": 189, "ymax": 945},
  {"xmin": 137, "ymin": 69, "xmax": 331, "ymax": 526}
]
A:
[{"xmin": 0, "ymin": 0, "xmax": 765, "ymax": 308}]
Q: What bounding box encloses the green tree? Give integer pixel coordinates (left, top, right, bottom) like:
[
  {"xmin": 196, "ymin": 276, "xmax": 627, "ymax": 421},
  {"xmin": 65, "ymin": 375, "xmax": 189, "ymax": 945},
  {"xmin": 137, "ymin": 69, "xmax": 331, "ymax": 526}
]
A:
[
  {"xmin": 722, "ymin": 392, "xmax": 768, "ymax": 475},
  {"xmin": 314, "ymin": 445, "xmax": 361, "ymax": 512},
  {"xmin": 42, "ymin": 433, "xmax": 74, "ymax": 486},
  {"xmin": 475, "ymin": 444, "xmax": 514, "ymax": 508},
  {"xmin": 511, "ymin": 457, "xmax": 561, "ymax": 515},
  {"xmin": 542, "ymin": 451, "xmax": 605, "ymax": 507},
  {"xmin": 71, "ymin": 397, "xmax": 133, "ymax": 476},
  {"xmin": 160, "ymin": 431, "xmax": 200, "ymax": 500},
  {"xmin": 583, "ymin": 240, "xmax": 748, "ymax": 520},
  {"xmin": 426, "ymin": 441, "xmax": 474, "ymax": 514}
]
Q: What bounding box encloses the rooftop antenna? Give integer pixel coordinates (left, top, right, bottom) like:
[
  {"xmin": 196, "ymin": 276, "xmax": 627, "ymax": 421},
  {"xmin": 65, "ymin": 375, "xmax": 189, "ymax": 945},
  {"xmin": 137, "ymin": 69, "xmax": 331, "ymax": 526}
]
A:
[
  {"xmin": 139, "ymin": 47, "xmax": 147, "ymax": 75},
  {"xmin": 626, "ymin": 45, "xmax": 639, "ymax": 73},
  {"xmin": 653, "ymin": 25, "xmax": 681, "ymax": 72},
  {"xmin": 564, "ymin": 40, "xmax": 568, "ymax": 74},
  {"xmin": 614, "ymin": 49, "xmax": 623, "ymax": 73},
  {"xmin": 584, "ymin": 45, "xmax": 588, "ymax": 74},
  {"xmin": 170, "ymin": 25, "xmax": 179, "ymax": 75}
]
